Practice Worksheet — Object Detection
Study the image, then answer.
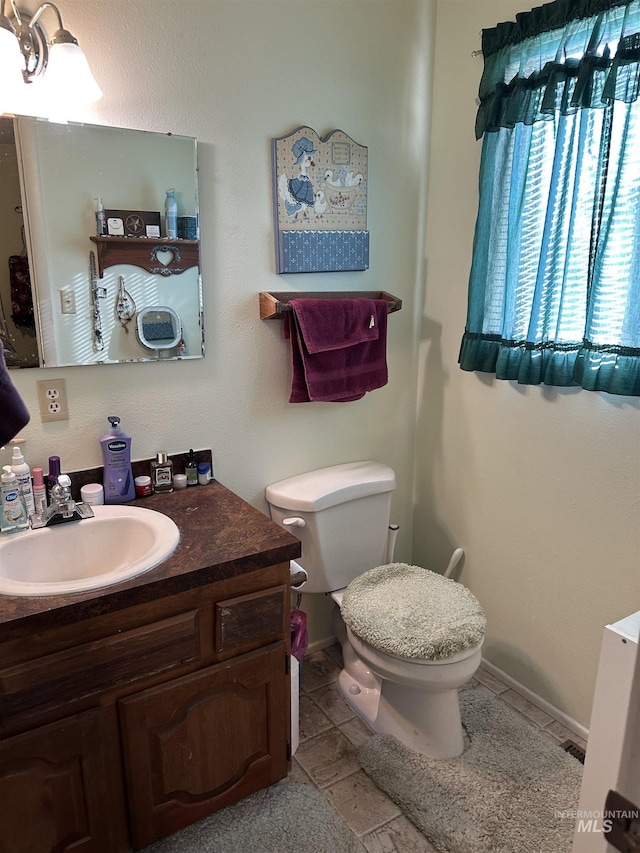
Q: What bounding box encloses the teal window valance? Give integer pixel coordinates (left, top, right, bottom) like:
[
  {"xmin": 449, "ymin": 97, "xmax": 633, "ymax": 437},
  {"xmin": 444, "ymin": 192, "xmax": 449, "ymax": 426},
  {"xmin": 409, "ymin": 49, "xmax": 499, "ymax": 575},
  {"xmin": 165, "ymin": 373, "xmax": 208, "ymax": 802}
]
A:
[{"xmin": 460, "ymin": 0, "xmax": 640, "ymax": 396}]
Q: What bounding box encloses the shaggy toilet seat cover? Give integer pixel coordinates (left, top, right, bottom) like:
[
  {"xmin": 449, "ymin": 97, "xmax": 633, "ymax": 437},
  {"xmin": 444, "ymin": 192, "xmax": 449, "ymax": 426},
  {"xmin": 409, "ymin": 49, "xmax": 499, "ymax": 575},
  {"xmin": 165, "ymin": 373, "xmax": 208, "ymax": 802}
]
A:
[{"xmin": 341, "ymin": 563, "xmax": 486, "ymax": 661}]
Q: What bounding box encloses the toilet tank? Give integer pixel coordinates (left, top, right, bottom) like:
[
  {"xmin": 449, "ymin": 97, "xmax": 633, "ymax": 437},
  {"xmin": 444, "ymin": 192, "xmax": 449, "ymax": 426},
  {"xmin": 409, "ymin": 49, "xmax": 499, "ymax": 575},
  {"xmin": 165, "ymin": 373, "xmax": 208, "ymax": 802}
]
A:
[{"xmin": 266, "ymin": 461, "xmax": 395, "ymax": 594}]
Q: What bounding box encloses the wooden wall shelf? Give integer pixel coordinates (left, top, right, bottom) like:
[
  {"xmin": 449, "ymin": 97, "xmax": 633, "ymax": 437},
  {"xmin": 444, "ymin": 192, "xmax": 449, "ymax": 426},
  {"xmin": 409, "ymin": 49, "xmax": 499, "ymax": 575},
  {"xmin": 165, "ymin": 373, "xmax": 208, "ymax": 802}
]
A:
[
  {"xmin": 90, "ymin": 236, "xmax": 200, "ymax": 278},
  {"xmin": 259, "ymin": 290, "xmax": 402, "ymax": 320}
]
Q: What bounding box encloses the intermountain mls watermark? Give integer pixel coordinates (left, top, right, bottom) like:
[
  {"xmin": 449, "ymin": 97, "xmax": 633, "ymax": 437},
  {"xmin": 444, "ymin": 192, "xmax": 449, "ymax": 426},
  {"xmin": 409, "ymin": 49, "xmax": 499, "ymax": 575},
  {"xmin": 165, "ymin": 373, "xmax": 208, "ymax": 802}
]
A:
[{"xmin": 556, "ymin": 807, "xmax": 640, "ymax": 833}]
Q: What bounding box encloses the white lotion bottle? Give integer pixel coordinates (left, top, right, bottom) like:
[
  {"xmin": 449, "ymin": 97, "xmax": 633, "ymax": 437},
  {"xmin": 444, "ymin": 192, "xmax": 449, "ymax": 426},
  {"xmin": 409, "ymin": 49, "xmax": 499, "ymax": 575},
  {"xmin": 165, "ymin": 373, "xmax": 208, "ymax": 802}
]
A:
[{"xmin": 10, "ymin": 438, "xmax": 35, "ymax": 516}]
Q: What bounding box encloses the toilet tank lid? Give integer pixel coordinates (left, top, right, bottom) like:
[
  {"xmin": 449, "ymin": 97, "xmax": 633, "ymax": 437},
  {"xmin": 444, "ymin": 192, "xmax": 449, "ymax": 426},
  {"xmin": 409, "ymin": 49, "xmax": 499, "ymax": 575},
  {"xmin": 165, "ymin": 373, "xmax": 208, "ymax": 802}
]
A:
[{"xmin": 266, "ymin": 461, "xmax": 395, "ymax": 512}]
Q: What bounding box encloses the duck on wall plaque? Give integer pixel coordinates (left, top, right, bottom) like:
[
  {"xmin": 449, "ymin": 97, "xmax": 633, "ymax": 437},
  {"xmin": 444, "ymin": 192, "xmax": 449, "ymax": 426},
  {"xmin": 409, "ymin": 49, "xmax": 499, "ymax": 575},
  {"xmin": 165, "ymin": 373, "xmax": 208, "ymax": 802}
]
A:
[{"xmin": 272, "ymin": 126, "xmax": 368, "ymax": 273}]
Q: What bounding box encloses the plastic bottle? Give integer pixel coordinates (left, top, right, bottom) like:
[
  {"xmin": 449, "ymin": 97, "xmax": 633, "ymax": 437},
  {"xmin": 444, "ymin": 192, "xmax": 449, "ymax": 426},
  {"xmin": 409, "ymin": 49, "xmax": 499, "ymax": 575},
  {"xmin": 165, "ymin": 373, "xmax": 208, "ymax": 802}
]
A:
[
  {"xmin": 185, "ymin": 449, "xmax": 198, "ymax": 486},
  {"xmin": 46, "ymin": 456, "xmax": 61, "ymax": 504},
  {"xmin": 100, "ymin": 416, "xmax": 135, "ymax": 504},
  {"xmin": 165, "ymin": 189, "xmax": 177, "ymax": 239},
  {"xmin": 32, "ymin": 467, "xmax": 47, "ymax": 515},
  {"xmin": 10, "ymin": 439, "xmax": 35, "ymax": 516},
  {"xmin": 94, "ymin": 196, "xmax": 107, "ymax": 236},
  {"xmin": 1, "ymin": 466, "xmax": 30, "ymax": 533}
]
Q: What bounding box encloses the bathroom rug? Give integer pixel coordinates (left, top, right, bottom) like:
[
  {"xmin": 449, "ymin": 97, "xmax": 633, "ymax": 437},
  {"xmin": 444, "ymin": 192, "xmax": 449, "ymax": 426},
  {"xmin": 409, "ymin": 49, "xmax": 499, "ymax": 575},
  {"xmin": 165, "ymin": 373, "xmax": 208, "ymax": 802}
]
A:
[
  {"xmin": 358, "ymin": 687, "xmax": 582, "ymax": 853},
  {"xmin": 141, "ymin": 779, "xmax": 366, "ymax": 853}
]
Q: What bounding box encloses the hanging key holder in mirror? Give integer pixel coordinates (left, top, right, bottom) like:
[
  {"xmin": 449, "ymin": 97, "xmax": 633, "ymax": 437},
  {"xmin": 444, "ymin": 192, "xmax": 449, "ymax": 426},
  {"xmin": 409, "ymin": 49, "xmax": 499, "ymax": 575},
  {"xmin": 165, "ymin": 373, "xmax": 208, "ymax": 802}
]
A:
[{"xmin": 116, "ymin": 275, "xmax": 136, "ymax": 333}]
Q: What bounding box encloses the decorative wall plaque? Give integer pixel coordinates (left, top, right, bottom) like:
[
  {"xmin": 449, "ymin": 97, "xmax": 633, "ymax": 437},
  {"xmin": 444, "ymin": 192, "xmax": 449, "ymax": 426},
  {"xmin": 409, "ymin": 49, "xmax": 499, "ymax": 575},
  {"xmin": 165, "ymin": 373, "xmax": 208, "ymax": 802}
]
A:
[{"xmin": 272, "ymin": 126, "xmax": 368, "ymax": 273}]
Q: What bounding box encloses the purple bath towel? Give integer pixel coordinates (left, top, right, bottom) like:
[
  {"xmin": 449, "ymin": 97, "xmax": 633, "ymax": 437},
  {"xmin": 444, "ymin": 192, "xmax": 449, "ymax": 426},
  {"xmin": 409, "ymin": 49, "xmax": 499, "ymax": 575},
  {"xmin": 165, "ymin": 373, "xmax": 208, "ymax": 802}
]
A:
[
  {"xmin": 283, "ymin": 298, "xmax": 388, "ymax": 403},
  {"xmin": 0, "ymin": 338, "xmax": 30, "ymax": 445}
]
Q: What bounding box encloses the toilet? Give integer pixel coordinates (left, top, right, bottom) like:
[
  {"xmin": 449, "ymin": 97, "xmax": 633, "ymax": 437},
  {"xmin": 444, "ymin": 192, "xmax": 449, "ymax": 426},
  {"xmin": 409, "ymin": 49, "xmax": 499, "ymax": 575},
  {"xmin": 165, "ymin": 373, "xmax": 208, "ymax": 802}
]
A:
[{"xmin": 266, "ymin": 461, "xmax": 486, "ymax": 759}]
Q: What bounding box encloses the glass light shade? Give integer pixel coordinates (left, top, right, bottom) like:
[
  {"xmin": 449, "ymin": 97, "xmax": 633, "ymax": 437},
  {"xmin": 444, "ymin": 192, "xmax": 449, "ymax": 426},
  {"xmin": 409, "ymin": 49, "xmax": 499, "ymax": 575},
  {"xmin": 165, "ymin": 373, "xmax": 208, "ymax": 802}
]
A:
[
  {"xmin": 40, "ymin": 41, "xmax": 102, "ymax": 115},
  {"xmin": 0, "ymin": 25, "xmax": 26, "ymax": 115}
]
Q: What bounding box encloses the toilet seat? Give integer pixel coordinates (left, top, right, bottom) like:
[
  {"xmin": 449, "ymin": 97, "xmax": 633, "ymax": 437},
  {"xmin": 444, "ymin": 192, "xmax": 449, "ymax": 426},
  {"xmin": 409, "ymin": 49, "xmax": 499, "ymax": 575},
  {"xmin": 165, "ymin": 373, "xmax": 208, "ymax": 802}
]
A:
[
  {"xmin": 347, "ymin": 625, "xmax": 483, "ymax": 689},
  {"xmin": 341, "ymin": 563, "xmax": 486, "ymax": 661}
]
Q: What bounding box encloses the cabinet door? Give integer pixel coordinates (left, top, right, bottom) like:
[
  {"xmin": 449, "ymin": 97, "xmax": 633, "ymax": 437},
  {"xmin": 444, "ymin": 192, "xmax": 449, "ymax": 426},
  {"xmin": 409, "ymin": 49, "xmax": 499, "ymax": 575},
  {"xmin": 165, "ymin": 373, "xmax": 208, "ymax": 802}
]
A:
[
  {"xmin": 0, "ymin": 708, "xmax": 128, "ymax": 853},
  {"xmin": 119, "ymin": 641, "xmax": 288, "ymax": 849}
]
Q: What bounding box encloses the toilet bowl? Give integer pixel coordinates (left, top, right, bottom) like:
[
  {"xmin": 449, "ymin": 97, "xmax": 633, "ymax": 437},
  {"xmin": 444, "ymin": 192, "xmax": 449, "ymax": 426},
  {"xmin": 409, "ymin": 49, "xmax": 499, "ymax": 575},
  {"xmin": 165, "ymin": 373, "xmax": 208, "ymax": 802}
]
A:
[
  {"xmin": 266, "ymin": 461, "xmax": 486, "ymax": 760},
  {"xmin": 333, "ymin": 562, "xmax": 485, "ymax": 758},
  {"xmin": 342, "ymin": 625, "xmax": 483, "ymax": 758}
]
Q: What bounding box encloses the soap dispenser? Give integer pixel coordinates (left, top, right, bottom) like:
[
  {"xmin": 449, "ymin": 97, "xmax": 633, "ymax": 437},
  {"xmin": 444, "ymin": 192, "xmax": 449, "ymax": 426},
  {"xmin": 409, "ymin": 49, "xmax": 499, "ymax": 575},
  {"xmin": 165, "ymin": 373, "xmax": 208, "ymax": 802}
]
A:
[
  {"xmin": 100, "ymin": 416, "xmax": 135, "ymax": 503},
  {"xmin": 1, "ymin": 466, "xmax": 30, "ymax": 533}
]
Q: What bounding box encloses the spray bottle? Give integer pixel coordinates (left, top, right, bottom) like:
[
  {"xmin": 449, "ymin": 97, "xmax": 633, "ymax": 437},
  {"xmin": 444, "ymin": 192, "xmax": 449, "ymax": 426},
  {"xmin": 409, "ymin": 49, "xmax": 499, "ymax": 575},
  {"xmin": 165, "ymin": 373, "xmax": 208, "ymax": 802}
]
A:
[
  {"xmin": 10, "ymin": 438, "xmax": 35, "ymax": 516},
  {"xmin": 46, "ymin": 456, "xmax": 61, "ymax": 504},
  {"xmin": 32, "ymin": 467, "xmax": 47, "ymax": 515}
]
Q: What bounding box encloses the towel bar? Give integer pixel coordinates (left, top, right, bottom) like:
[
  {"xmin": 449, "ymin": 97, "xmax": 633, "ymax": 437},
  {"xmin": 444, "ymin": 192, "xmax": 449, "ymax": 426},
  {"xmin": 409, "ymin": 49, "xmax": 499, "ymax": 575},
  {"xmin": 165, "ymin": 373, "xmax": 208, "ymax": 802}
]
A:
[{"xmin": 259, "ymin": 291, "xmax": 402, "ymax": 320}]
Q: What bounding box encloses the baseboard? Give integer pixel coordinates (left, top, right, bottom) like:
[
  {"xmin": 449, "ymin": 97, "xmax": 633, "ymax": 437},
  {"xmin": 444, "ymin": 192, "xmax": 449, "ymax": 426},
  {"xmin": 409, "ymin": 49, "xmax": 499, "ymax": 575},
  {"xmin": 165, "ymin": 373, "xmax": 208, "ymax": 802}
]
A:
[
  {"xmin": 306, "ymin": 636, "xmax": 338, "ymax": 655},
  {"xmin": 481, "ymin": 657, "xmax": 589, "ymax": 742}
]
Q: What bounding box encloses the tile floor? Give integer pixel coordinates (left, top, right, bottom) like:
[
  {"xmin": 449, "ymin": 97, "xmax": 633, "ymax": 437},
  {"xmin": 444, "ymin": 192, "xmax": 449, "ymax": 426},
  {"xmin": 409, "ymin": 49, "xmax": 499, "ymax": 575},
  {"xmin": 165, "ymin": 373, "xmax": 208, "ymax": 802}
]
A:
[{"xmin": 287, "ymin": 644, "xmax": 587, "ymax": 853}]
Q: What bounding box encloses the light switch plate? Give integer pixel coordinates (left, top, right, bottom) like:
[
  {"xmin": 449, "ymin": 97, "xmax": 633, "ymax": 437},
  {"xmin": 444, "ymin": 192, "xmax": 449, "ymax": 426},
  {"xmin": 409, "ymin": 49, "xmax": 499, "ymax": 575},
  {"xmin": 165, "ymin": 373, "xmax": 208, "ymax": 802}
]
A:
[
  {"xmin": 59, "ymin": 287, "xmax": 76, "ymax": 314},
  {"xmin": 37, "ymin": 378, "xmax": 69, "ymax": 422}
]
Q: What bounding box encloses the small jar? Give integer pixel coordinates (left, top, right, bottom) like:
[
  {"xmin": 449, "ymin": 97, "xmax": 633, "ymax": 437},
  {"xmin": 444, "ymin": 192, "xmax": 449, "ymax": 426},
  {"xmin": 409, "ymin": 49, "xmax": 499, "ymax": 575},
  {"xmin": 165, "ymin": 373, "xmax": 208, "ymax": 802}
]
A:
[
  {"xmin": 173, "ymin": 474, "xmax": 187, "ymax": 490},
  {"xmin": 197, "ymin": 462, "xmax": 212, "ymax": 485},
  {"xmin": 134, "ymin": 475, "xmax": 153, "ymax": 497},
  {"xmin": 81, "ymin": 483, "xmax": 105, "ymax": 506}
]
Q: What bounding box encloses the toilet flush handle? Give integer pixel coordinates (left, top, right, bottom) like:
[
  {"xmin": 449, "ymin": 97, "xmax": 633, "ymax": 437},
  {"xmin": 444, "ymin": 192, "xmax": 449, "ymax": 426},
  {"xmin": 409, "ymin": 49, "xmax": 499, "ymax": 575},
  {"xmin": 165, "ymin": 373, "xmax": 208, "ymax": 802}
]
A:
[{"xmin": 283, "ymin": 517, "xmax": 306, "ymax": 528}]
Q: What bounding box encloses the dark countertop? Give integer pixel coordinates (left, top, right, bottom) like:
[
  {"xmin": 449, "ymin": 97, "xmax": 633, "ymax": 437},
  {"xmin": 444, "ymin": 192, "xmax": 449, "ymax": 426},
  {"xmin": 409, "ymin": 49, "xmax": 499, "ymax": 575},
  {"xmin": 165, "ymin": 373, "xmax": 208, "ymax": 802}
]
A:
[{"xmin": 0, "ymin": 480, "xmax": 301, "ymax": 641}]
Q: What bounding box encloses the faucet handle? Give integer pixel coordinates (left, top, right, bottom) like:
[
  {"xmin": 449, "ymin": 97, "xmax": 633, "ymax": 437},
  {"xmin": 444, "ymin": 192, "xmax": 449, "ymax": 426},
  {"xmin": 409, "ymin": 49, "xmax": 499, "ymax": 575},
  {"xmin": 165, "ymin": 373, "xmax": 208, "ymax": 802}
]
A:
[{"xmin": 52, "ymin": 474, "xmax": 73, "ymax": 501}]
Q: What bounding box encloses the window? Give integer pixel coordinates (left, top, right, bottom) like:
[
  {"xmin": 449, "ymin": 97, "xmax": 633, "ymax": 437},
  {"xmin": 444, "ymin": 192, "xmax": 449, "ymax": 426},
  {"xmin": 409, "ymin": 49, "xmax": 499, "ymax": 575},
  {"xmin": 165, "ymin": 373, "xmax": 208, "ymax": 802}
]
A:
[{"xmin": 459, "ymin": 0, "xmax": 640, "ymax": 397}]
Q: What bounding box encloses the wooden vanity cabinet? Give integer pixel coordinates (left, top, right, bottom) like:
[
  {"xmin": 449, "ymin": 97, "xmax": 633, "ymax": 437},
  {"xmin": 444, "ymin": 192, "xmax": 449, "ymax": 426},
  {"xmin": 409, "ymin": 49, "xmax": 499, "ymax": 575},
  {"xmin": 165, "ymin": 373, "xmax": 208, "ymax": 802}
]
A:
[
  {"xmin": 0, "ymin": 563, "xmax": 291, "ymax": 852},
  {"xmin": 0, "ymin": 707, "xmax": 128, "ymax": 853},
  {"xmin": 120, "ymin": 642, "xmax": 288, "ymax": 848}
]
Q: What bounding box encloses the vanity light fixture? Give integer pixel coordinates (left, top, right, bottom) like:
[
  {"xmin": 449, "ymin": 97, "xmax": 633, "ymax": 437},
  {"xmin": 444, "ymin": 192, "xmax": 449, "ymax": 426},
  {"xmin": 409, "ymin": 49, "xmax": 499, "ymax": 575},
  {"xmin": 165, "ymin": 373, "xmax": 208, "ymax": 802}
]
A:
[{"xmin": 0, "ymin": 0, "xmax": 102, "ymax": 119}]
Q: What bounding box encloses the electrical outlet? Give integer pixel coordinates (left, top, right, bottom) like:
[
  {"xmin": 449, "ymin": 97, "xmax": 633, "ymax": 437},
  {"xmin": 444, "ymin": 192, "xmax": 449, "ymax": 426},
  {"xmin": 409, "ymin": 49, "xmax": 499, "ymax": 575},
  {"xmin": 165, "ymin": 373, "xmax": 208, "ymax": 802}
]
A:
[{"xmin": 37, "ymin": 378, "xmax": 69, "ymax": 422}]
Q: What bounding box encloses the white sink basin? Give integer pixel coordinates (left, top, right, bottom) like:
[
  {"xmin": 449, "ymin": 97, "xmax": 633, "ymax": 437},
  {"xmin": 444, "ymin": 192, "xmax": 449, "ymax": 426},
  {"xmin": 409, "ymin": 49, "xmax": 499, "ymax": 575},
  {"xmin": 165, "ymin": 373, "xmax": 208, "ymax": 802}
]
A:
[{"xmin": 0, "ymin": 505, "xmax": 180, "ymax": 597}]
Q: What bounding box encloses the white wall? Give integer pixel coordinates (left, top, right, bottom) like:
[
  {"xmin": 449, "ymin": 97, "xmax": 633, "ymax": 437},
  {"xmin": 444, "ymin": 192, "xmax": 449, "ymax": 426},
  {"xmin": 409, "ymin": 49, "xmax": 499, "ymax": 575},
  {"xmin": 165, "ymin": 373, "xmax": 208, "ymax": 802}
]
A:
[
  {"xmin": 7, "ymin": 0, "xmax": 434, "ymax": 644},
  {"xmin": 417, "ymin": 0, "xmax": 640, "ymax": 727}
]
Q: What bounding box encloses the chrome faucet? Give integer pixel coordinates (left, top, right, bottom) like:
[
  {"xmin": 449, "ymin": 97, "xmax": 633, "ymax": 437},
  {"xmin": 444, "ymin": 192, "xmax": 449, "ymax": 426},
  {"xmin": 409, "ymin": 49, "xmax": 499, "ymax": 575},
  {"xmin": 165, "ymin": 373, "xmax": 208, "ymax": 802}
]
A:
[{"xmin": 31, "ymin": 474, "xmax": 94, "ymax": 528}]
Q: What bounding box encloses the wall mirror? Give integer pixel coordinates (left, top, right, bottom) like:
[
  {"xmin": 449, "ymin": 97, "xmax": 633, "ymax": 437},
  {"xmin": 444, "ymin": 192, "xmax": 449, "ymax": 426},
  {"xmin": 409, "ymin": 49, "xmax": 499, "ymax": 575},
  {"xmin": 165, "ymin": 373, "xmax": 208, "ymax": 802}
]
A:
[{"xmin": 0, "ymin": 116, "xmax": 203, "ymax": 368}]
